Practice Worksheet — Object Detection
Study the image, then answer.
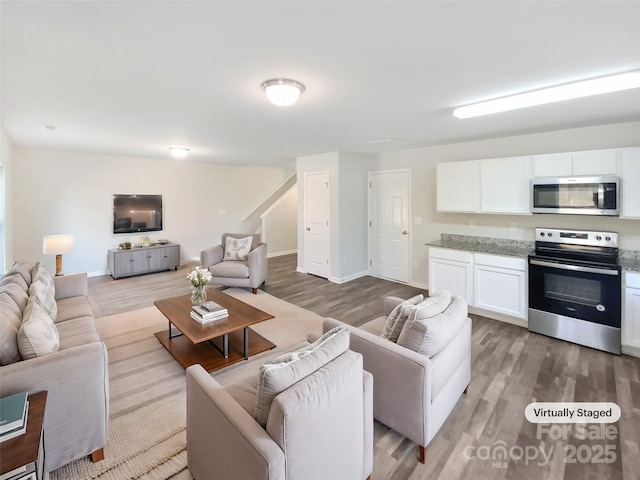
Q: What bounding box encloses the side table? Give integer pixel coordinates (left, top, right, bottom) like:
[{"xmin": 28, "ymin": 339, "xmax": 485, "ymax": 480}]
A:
[{"xmin": 0, "ymin": 391, "xmax": 47, "ymax": 480}]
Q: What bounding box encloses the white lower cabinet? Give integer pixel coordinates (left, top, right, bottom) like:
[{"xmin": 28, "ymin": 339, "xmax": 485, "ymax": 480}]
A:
[
  {"xmin": 428, "ymin": 247, "xmax": 527, "ymax": 322},
  {"xmin": 428, "ymin": 247, "xmax": 474, "ymax": 305},
  {"xmin": 623, "ymin": 272, "xmax": 640, "ymax": 353},
  {"xmin": 474, "ymin": 254, "xmax": 527, "ymax": 319}
]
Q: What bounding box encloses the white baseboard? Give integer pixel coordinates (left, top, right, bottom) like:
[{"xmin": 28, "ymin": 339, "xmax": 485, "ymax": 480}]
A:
[
  {"xmin": 296, "ymin": 266, "xmax": 307, "ymax": 274},
  {"xmin": 268, "ymin": 249, "xmax": 297, "ymax": 258},
  {"xmin": 408, "ymin": 280, "xmax": 429, "ymax": 290},
  {"xmin": 88, "ymin": 270, "xmax": 108, "ymax": 278},
  {"xmin": 328, "ymin": 270, "xmax": 368, "ymax": 285},
  {"xmin": 469, "ymin": 306, "xmax": 528, "ymax": 328},
  {"xmin": 622, "ymin": 344, "xmax": 640, "ymax": 358}
]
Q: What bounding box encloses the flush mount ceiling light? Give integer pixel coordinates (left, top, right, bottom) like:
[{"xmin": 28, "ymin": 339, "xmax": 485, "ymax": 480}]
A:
[
  {"xmin": 168, "ymin": 146, "xmax": 190, "ymax": 158},
  {"xmin": 453, "ymin": 71, "xmax": 640, "ymax": 119},
  {"xmin": 261, "ymin": 78, "xmax": 305, "ymax": 106}
]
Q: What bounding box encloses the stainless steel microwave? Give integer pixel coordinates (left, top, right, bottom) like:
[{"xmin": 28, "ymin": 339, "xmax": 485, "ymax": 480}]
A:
[{"xmin": 531, "ymin": 176, "xmax": 620, "ymax": 216}]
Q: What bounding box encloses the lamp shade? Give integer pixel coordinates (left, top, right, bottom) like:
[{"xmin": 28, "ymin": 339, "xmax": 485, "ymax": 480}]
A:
[{"xmin": 43, "ymin": 234, "xmax": 74, "ymax": 255}]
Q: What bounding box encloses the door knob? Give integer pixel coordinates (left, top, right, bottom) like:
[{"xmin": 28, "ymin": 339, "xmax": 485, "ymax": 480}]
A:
[
  {"xmin": 306, "ymin": 227, "xmax": 311, "ymax": 231},
  {"xmin": 402, "ymin": 230, "xmax": 408, "ymax": 235}
]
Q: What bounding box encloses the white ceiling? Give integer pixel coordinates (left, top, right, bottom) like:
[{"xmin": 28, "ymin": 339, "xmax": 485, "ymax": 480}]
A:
[{"xmin": 2, "ymin": 1, "xmax": 639, "ymax": 167}]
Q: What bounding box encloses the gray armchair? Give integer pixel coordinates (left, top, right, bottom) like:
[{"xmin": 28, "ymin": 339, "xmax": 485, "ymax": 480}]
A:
[
  {"xmin": 186, "ymin": 346, "xmax": 373, "ymax": 480},
  {"xmin": 323, "ymin": 295, "xmax": 471, "ymax": 464},
  {"xmin": 200, "ymin": 233, "xmax": 267, "ymax": 294}
]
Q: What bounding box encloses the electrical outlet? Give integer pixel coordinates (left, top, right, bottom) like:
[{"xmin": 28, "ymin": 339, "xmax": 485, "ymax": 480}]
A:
[
  {"xmin": 414, "ymin": 217, "xmax": 422, "ymax": 225},
  {"xmin": 469, "ymin": 219, "xmax": 475, "ymax": 228},
  {"xmin": 510, "ymin": 222, "xmax": 518, "ymax": 231},
  {"xmin": 413, "ymin": 261, "xmax": 419, "ymax": 269},
  {"xmin": 218, "ymin": 209, "xmax": 228, "ymax": 215}
]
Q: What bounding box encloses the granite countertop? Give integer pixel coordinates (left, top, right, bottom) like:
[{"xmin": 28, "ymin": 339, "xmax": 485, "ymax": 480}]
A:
[
  {"xmin": 426, "ymin": 234, "xmax": 534, "ymax": 259},
  {"xmin": 426, "ymin": 234, "xmax": 640, "ymax": 272}
]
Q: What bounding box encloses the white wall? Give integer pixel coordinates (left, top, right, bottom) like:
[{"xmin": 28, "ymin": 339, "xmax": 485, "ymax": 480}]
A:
[
  {"xmin": 296, "ymin": 151, "xmax": 370, "ymax": 282},
  {"xmin": 10, "ymin": 148, "xmax": 293, "ymax": 275},
  {"xmin": 375, "ymin": 121, "xmax": 640, "ymax": 287},
  {"xmin": 261, "ymin": 185, "xmax": 298, "ymax": 256},
  {"xmin": 0, "ymin": 127, "xmax": 14, "ymax": 272}
]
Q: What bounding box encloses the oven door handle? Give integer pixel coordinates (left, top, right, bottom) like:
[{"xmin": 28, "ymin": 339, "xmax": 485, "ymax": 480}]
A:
[{"xmin": 529, "ymin": 259, "xmax": 620, "ymax": 276}]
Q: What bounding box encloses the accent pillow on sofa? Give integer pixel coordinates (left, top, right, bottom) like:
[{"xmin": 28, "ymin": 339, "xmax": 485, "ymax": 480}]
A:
[
  {"xmin": 17, "ymin": 301, "xmax": 60, "ymax": 360},
  {"xmin": 32, "ymin": 262, "xmax": 55, "ymax": 296},
  {"xmin": 28, "ymin": 280, "xmax": 58, "ymax": 321},
  {"xmin": 380, "ymin": 294, "xmax": 423, "ymax": 343},
  {"xmin": 253, "ymin": 326, "xmax": 350, "ymax": 427},
  {"xmin": 7, "ymin": 260, "xmax": 33, "ymax": 287},
  {"xmin": 397, "ymin": 295, "xmax": 468, "ymax": 358},
  {"xmin": 223, "ymin": 236, "xmax": 253, "ymax": 261}
]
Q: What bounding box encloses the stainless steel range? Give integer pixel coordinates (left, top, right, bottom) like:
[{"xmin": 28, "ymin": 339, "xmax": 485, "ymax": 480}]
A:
[{"xmin": 528, "ymin": 228, "xmax": 621, "ymax": 354}]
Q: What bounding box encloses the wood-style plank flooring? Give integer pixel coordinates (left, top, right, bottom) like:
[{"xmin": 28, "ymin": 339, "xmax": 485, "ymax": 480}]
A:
[{"xmin": 88, "ymin": 254, "xmax": 640, "ymax": 480}]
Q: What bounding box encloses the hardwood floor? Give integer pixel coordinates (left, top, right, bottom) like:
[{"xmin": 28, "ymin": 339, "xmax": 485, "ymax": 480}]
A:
[{"xmin": 88, "ymin": 254, "xmax": 640, "ymax": 480}]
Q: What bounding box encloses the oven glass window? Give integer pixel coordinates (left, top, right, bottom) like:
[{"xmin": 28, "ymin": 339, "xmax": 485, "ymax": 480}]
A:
[{"xmin": 544, "ymin": 273, "xmax": 600, "ymax": 307}]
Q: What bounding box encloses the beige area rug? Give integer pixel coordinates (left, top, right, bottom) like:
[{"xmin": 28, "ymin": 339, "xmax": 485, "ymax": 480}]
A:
[{"xmin": 50, "ymin": 288, "xmax": 324, "ymax": 480}]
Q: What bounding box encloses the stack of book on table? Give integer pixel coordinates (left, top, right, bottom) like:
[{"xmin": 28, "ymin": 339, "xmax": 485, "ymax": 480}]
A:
[
  {"xmin": 190, "ymin": 301, "xmax": 229, "ymax": 324},
  {"xmin": 0, "ymin": 391, "xmax": 28, "ymax": 443}
]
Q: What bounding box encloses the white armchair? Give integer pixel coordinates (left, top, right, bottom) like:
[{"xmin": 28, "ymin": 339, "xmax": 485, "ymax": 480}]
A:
[
  {"xmin": 323, "ymin": 294, "xmax": 471, "ymax": 464},
  {"xmin": 186, "ymin": 330, "xmax": 374, "ymax": 480},
  {"xmin": 200, "ymin": 233, "xmax": 267, "ymax": 294}
]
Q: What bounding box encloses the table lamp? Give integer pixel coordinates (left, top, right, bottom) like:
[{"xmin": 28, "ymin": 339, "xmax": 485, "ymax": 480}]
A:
[{"xmin": 43, "ymin": 234, "xmax": 74, "ymax": 276}]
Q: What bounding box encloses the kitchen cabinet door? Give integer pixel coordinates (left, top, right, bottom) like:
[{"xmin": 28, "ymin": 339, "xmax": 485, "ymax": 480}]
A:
[
  {"xmin": 428, "ymin": 247, "xmax": 474, "ymax": 304},
  {"xmin": 572, "ymin": 149, "xmax": 617, "ymax": 175},
  {"xmin": 532, "ymin": 153, "xmax": 573, "ymax": 177},
  {"xmin": 474, "ymin": 254, "xmax": 527, "ymax": 319},
  {"xmin": 623, "ymin": 273, "xmax": 640, "ymax": 353},
  {"xmin": 619, "ymin": 147, "xmax": 640, "ymax": 219},
  {"xmin": 480, "ymin": 156, "xmax": 531, "ymax": 214},
  {"xmin": 436, "ymin": 161, "xmax": 479, "ymax": 212}
]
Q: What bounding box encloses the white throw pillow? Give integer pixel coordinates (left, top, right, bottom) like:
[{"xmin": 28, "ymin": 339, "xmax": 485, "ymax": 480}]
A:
[
  {"xmin": 31, "ymin": 261, "xmax": 55, "ymax": 296},
  {"xmin": 397, "ymin": 289, "xmax": 451, "ymax": 345},
  {"xmin": 380, "ymin": 294, "xmax": 423, "ymax": 343},
  {"xmin": 253, "ymin": 326, "xmax": 349, "ymax": 427},
  {"xmin": 28, "ymin": 280, "xmax": 57, "ymax": 321},
  {"xmin": 397, "ymin": 295, "xmax": 468, "ymax": 357},
  {"xmin": 17, "ymin": 301, "xmax": 60, "ymax": 360},
  {"xmin": 223, "ymin": 236, "xmax": 253, "ymax": 261}
]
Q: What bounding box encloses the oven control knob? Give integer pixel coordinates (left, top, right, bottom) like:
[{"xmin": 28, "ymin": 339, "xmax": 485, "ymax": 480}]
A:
[
  {"xmin": 596, "ymin": 304, "xmax": 606, "ymax": 312},
  {"xmin": 540, "ymin": 232, "xmax": 545, "ymax": 237},
  {"xmin": 547, "ymin": 232, "xmax": 553, "ymax": 237},
  {"xmin": 596, "ymin": 235, "xmax": 602, "ymax": 241},
  {"xmin": 605, "ymin": 236, "xmax": 611, "ymax": 242}
]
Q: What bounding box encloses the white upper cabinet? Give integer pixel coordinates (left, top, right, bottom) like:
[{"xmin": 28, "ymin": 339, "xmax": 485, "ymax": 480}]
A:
[
  {"xmin": 572, "ymin": 149, "xmax": 617, "ymax": 175},
  {"xmin": 619, "ymin": 147, "xmax": 640, "ymax": 219},
  {"xmin": 437, "ymin": 160, "xmax": 479, "ymax": 212},
  {"xmin": 533, "ymin": 149, "xmax": 617, "ymax": 177},
  {"xmin": 532, "ymin": 153, "xmax": 572, "ymax": 177},
  {"xmin": 480, "ymin": 156, "xmax": 531, "ymax": 214}
]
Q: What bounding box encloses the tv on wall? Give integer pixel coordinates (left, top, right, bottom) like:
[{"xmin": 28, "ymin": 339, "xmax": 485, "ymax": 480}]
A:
[{"xmin": 113, "ymin": 194, "xmax": 163, "ymax": 234}]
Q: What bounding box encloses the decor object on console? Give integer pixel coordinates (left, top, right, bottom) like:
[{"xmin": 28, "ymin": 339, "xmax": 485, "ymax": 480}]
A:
[
  {"xmin": 323, "ymin": 291, "xmax": 471, "ymax": 464},
  {"xmin": 186, "ymin": 326, "xmax": 373, "ymax": 480},
  {"xmin": 0, "ymin": 260, "xmax": 108, "ymax": 473},
  {"xmin": 42, "ymin": 234, "xmax": 74, "ymax": 276},
  {"xmin": 200, "ymin": 233, "xmax": 267, "ymax": 294},
  {"xmin": 187, "ymin": 267, "xmax": 212, "ymax": 306}
]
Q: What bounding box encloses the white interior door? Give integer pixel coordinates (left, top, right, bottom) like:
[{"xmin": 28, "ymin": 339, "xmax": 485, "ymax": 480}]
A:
[
  {"xmin": 304, "ymin": 171, "xmax": 330, "ymax": 278},
  {"xmin": 369, "ymin": 170, "xmax": 410, "ymax": 282}
]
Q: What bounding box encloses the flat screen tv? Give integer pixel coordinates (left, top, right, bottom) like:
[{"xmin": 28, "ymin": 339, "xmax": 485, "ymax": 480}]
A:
[{"xmin": 113, "ymin": 194, "xmax": 163, "ymax": 234}]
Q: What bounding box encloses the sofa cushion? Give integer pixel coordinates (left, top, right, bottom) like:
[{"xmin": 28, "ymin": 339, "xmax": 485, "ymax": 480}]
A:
[
  {"xmin": 0, "ymin": 282, "xmax": 29, "ymax": 312},
  {"xmin": 29, "ymin": 280, "xmax": 58, "ymax": 321},
  {"xmin": 209, "ymin": 261, "xmax": 249, "ymax": 278},
  {"xmin": 56, "ymin": 316, "xmax": 100, "ymax": 350},
  {"xmin": 17, "ymin": 302, "xmax": 60, "ymax": 359},
  {"xmin": 0, "ymin": 293, "xmax": 23, "ymax": 365},
  {"xmin": 223, "ymin": 236, "xmax": 253, "ymax": 261},
  {"xmin": 224, "ymin": 374, "xmax": 260, "ymax": 417},
  {"xmin": 380, "ymin": 294, "xmax": 423, "ymax": 343},
  {"xmin": 32, "ymin": 262, "xmax": 55, "ymax": 296},
  {"xmin": 7, "ymin": 260, "xmax": 32, "ymax": 287},
  {"xmin": 0, "ymin": 271, "xmax": 29, "ymax": 292},
  {"xmin": 55, "ymin": 296, "xmax": 94, "ymax": 323},
  {"xmin": 253, "ymin": 326, "xmax": 350, "ymax": 427},
  {"xmin": 397, "ymin": 296, "xmax": 468, "ymax": 357}
]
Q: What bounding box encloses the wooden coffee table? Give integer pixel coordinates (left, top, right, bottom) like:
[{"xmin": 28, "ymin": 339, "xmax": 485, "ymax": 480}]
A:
[{"xmin": 154, "ymin": 289, "xmax": 276, "ymax": 372}]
